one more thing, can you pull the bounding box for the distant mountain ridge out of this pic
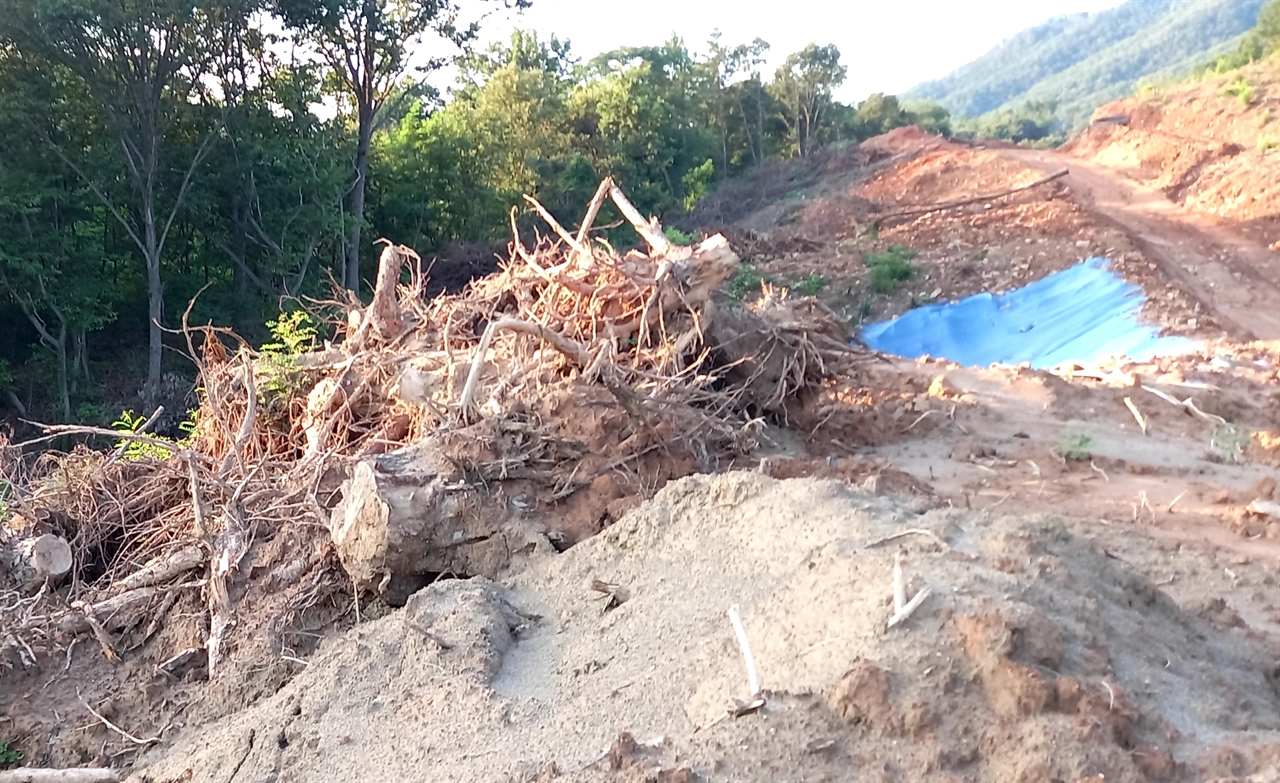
[905,0,1266,129]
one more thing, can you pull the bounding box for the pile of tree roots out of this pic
[0,179,867,679]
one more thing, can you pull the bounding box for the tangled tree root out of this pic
[1,179,869,677]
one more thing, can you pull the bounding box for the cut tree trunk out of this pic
[328,438,524,605]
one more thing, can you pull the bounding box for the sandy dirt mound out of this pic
[126,473,1280,783]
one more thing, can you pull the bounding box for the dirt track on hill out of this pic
[1002,147,1280,342]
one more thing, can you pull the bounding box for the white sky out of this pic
[469,0,1128,103]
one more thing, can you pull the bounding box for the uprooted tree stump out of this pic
[1,178,869,684]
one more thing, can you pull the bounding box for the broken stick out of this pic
[887,587,933,630]
[727,604,761,698]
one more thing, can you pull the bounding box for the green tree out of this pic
[0,0,245,406]
[276,0,525,293]
[769,43,846,157]
[0,62,119,418]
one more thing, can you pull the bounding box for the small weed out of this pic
[112,409,190,461]
[1,738,22,767]
[799,274,826,296]
[864,245,917,294]
[1209,423,1249,463]
[1055,430,1093,462]
[1223,78,1255,106]
[859,301,873,320]
[862,223,880,241]
[971,249,988,262]
[663,226,695,245]
[725,263,769,304]
[1260,135,1279,153]
[1261,108,1272,126]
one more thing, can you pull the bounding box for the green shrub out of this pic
[725,263,769,304]
[864,245,917,294]
[799,274,826,296]
[1223,78,1255,106]
[1,738,23,767]
[1260,135,1279,152]
[681,158,715,212]
[1055,431,1093,462]
[111,409,192,461]
[663,226,695,245]
[259,310,319,413]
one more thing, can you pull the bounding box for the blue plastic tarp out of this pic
[859,258,1197,369]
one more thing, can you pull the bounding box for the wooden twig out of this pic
[887,586,932,629]
[79,693,164,745]
[1123,396,1148,435]
[575,177,614,246]
[111,545,205,593]
[53,588,159,636]
[1140,385,1227,425]
[222,353,258,476]
[458,318,592,417]
[14,423,181,454]
[876,168,1069,225]
[523,195,589,257]
[188,457,210,541]
[865,529,948,550]
[901,410,936,433]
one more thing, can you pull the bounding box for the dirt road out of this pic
[1002,147,1280,341]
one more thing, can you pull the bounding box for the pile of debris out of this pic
[0,180,866,685]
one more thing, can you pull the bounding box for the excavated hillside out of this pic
[3,84,1280,783]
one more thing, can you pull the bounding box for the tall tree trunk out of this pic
[756,83,765,162]
[76,329,89,382]
[344,114,374,293]
[144,197,163,408]
[54,325,70,421]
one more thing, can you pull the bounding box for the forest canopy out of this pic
[0,1,940,426]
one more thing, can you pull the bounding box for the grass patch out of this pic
[1210,423,1249,464]
[1260,135,1279,153]
[864,245,917,294]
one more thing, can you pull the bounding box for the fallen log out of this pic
[874,168,1069,226]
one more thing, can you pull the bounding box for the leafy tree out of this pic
[275,0,526,293]
[0,0,246,406]
[769,43,846,157]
